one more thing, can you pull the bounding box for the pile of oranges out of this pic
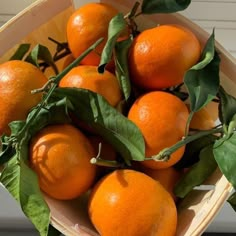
[0,2,216,236]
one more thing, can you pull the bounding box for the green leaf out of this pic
[47,224,63,236]
[25,44,58,73]
[141,0,191,14]
[213,132,236,189]
[9,120,26,136]
[0,155,20,201]
[10,44,31,60]
[98,13,127,73]
[227,192,236,212]
[51,88,145,164]
[175,134,217,169]
[0,98,72,236]
[0,143,16,165]
[218,86,236,127]
[20,159,50,236]
[174,144,218,198]
[114,37,133,101]
[25,97,72,137]
[0,149,50,236]
[184,31,220,113]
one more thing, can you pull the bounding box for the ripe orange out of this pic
[61,54,75,70]
[88,169,177,236]
[0,60,48,136]
[128,24,201,90]
[29,124,97,200]
[66,3,119,66]
[128,91,189,169]
[141,166,182,201]
[59,65,122,107]
[189,106,215,130]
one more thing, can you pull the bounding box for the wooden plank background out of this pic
[0,0,235,57]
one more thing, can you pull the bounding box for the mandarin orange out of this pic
[128,24,201,90]
[29,124,97,200]
[141,166,183,201]
[189,106,215,130]
[0,60,47,136]
[128,91,189,169]
[88,169,177,236]
[66,3,119,66]
[59,65,122,107]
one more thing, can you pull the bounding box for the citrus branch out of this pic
[90,157,122,168]
[148,126,223,162]
[90,142,122,168]
[11,38,104,143]
[124,2,140,19]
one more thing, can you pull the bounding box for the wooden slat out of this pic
[0,14,14,26]
[0,0,36,14]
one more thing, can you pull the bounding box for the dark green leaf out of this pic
[98,13,127,73]
[47,224,63,236]
[141,0,191,14]
[0,143,16,165]
[9,120,26,136]
[10,44,31,60]
[25,44,58,73]
[0,155,20,201]
[175,134,217,169]
[0,98,72,236]
[218,86,236,127]
[51,88,145,164]
[174,144,217,198]
[0,148,50,236]
[25,97,72,138]
[227,192,236,212]
[114,37,133,101]
[20,159,50,236]
[213,132,236,189]
[184,31,220,113]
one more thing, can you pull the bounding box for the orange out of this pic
[59,65,122,107]
[66,3,119,66]
[61,54,75,70]
[0,60,48,136]
[88,169,177,236]
[189,106,215,130]
[29,124,97,200]
[141,166,182,201]
[128,91,189,169]
[128,24,201,90]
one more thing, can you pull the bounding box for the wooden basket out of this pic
[0,0,235,235]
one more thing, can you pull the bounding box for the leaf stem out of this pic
[12,38,104,143]
[185,111,194,136]
[54,37,104,83]
[124,1,140,19]
[148,127,223,162]
[90,157,122,168]
[90,142,123,168]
